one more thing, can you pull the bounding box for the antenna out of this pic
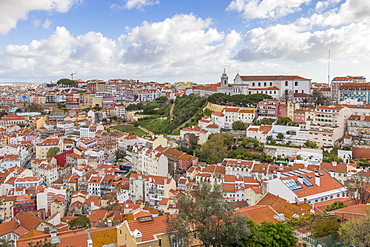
[70,73,76,80]
[327,50,330,85]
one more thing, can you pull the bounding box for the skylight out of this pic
[302,177,314,187]
[282,179,303,191]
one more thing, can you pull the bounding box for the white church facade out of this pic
[194,70,312,99]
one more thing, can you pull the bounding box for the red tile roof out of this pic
[236,205,278,223]
[126,215,170,242]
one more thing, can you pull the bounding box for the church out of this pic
[194,70,312,99]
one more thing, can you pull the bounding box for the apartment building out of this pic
[308,105,352,147]
[256,99,280,119]
[331,76,366,103]
[339,83,370,104]
[131,146,169,177]
[264,169,347,204]
[347,115,370,146]
[129,174,176,207]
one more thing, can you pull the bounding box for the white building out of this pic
[264,169,346,204]
[56,120,75,134]
[115,105,126,118]
[129,174,176,207]
[131,146,169,177]
[246,125,273,143]
[79,123,104,138]
[195,71,312,100]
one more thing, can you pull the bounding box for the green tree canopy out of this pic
[167,183,251,247]
[46,147,60,158]
[304,141,318,148]
[339,214,370,246]
[0,239,10,247]
[155,96,168,102]
[208,93,272,107]
[324,201,347,212]
[240,221,297,247]
[307,214,340,238]
[277,117,294,125]
[198,134,228,164]
[232,120,246,130]
[68,215,91,230]
[276,133,285,140]
[57,78,77,87]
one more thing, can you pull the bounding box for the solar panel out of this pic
[282,178,303,191]
[302,177,314,187]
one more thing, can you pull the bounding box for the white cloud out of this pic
[42,19,52,29]
[0,14,244,83]
[233,0,370,66]
[297,0,370,29]
[226,0,311,19]
[111,0,159,11]
[0,0,80,35]
[315,0,341,12]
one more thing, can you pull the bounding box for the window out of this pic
[264,82,267,86]
[258,82,261,86]
[252,82,255,86]
[295,81,298,86]
[270,82,272,86]
[295,90,298,93]
[285,81,288,86]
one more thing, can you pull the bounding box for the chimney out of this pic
[277,170,281,178]
[315,175,320,187]
[329,170,335,177]
[297,176,304,184]
[332,161,337,166]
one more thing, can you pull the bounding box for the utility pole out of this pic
[328,50,330,85]
[70,73,76,80]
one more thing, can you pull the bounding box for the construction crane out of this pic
[70,73,76,80]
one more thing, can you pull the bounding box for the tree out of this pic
[276,133,284,140]
[68,215,91,230]
[167,183,251,247]
[198,134,228,164]
[277,117,293,125]
[339,214,370,246]
[0,239,10,247]
[232,121,246,130]
[345,172,370,204]
[46,147,60,158]
[312,89,328,107]
[307,214,340,238]
[304,141,317,148]
[240,221,297,247]
[155,96,168,102]
[324,201,347,212]
[57,78,77,87]
[280,89,293,104]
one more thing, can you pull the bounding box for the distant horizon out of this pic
[0,1,370,84]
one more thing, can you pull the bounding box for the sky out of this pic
[0,0,370,84]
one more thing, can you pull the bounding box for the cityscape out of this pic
[1,0,370,247]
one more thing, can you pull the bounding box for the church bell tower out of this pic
[221,69,228,87]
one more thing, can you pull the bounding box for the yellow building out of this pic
[84,94,103,108]
[36,138,60,159]
[117,215,175,247]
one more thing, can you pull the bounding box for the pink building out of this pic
[257,99,280,119]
